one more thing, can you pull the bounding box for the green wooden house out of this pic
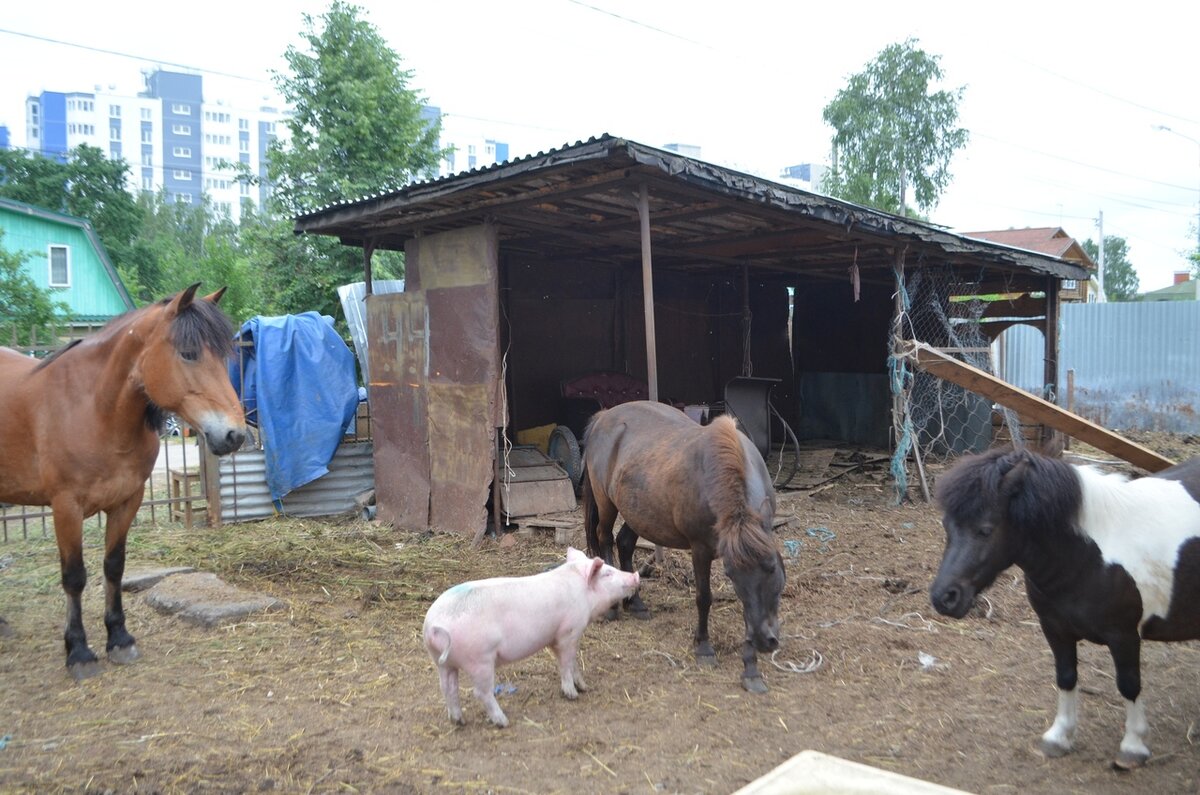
[0,196,135,326]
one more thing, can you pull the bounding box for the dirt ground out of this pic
[1,434,1199,794]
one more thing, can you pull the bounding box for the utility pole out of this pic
[1096,210,1106,302]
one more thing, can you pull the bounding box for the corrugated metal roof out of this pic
[294,135,1087,284]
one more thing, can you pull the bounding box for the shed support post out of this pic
[363,239,377,296]
[637,182,664,565]
[1043,277,1060,403]
[637,182,659,403]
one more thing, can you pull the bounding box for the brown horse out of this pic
[582,400,785,693]
[0,284,247,679]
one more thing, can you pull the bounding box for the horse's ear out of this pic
[999,454,1030,501]
[203,286,228,305]
[168,283,202,316]
[1037,432,1065,459]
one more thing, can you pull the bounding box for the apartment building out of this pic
[24,68,282,218]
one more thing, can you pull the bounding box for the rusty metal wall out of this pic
[368,224,500,536]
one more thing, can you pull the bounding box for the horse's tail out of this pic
[709,416,777,568]
[581,462,602,558]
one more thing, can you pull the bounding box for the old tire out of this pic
[548,425,582,494]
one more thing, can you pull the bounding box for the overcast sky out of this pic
[2,0,1198,290]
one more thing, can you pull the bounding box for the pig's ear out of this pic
[587,557,604,584]
[566,547,586,563]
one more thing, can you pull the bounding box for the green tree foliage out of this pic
[270,1,445,217]
[0,229,69,344]
[1082,237,1139,301]
[250,1,443,318]
[821,39,968,215]
[125,191,262,324]
[0,145,143,271]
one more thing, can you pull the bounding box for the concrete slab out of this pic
[142,572,285,628]
[122,567,196,592]
[733,750,972,795]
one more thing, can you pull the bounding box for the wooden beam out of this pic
[903,341,1175,472]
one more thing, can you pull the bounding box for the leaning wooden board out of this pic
[904,340,1175,473]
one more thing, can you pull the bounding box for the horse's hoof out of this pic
[1113,750,1149,770]
[108,643,141,665]
[626,607,651,620]
[695,653,718,668]
[1040,739,1072,759]
[603,606,619,622]
[742,676,768,694]
[69,659,103,681]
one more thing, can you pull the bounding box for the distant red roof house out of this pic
[964,227,1097,301]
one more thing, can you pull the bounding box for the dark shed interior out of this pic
[296,135,1088,534]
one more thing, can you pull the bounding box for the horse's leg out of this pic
[1109,636,1149,769]
[52,498,101,679]
[691,550,716,666]
[615,522,649,618]
[740,638,767,694]
[102,496,142,665]
[589,486,621,621]
[1039,632,1079,758]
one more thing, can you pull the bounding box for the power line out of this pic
[0,27,274,85]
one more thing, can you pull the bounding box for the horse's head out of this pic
[137,283,246,455]
[930,448,1032,618]
[724,546,786,654]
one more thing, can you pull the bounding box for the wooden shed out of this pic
[295,135,1087,536]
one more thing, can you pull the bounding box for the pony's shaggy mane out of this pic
[706,416,778,568]
[936,447,1083,535]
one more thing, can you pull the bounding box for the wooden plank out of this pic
[904,341,1174,473]
[499,479,577,519]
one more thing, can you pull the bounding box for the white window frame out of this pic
[171,103,191,115]
[172,146,192,157]
[140,107,152,120]
[171,123,191,135]
[48,245,71,287]
[172,169,193,180]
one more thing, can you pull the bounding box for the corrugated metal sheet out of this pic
[998,301,1200,432]
[217,441,375,523]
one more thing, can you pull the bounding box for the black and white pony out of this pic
[930,447,1200,769]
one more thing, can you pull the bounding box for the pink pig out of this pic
[423,546,641,727]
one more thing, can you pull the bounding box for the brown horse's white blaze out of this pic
[0,283,246,679]
[930,448,1200,769]
[581,400,785,694]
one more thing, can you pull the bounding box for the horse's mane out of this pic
[936,446,1083,534]
[162,293,235,360]
[706,415,778,568]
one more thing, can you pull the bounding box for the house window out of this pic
[238,118,249,131]
[171,103,191,115]
[172,169,192,180]
[109,105,121,118]
[175,193,193,203]
[110,125,121,141]
[141,128,153,143]
[1062,280,1078,290]
[141,107,152,120]
[172,146,192,157]
[48,245,70,287]
[172,123,191,135]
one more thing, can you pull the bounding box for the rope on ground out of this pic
[770,647,824,674]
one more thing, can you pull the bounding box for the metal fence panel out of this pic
[1000,301,1200,433]
[216,441,375,524]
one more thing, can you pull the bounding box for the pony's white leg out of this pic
[1115,697,1150,769]
[1040,688,1078,757]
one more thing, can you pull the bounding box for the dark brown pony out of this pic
[0,284,247,679]
[582,400,785,693]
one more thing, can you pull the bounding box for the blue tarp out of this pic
[229,312,359,504]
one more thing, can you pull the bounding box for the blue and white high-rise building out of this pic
[24,68,284,219]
